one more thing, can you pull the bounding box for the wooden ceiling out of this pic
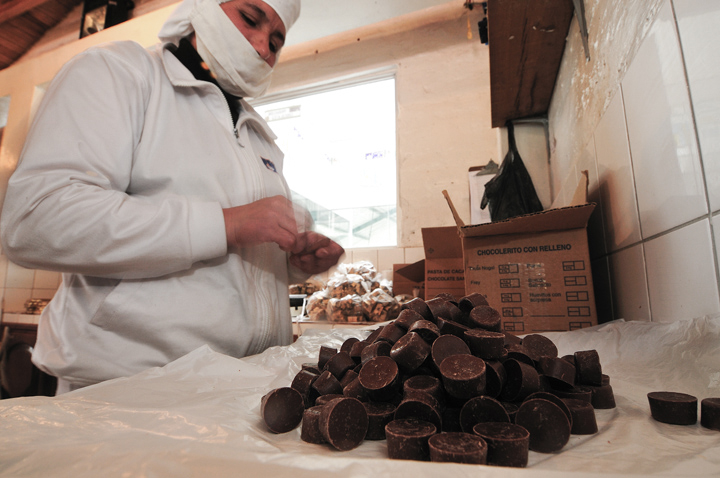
[0,0,83,72]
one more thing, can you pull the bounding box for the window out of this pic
[251,74,397,249]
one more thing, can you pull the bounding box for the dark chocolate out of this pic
[403,374,443,404]
[349,340,370,364]
[472,422,530,468]
[588,383,616,409]
[562,398,598,434]
[300,406,326,444]
[648,391,698,425]
[464,329,506,360]
[394,308,425,330]
[426,297,463,323]
[358,355,400,401]
[394,393,443,431]
[315,393,345,406]
[515,398,571,453]
[538,356,576,389]
[343,377,369,402]
[364,401,397,440]
[360,340,392,364]
[318,346,338,370]
[431,334,471,368]
[340,369,359,389]
[324,351,356,380]
[485,360,507,399]
[375,322,406,345]
[312,370,344,396]
[701,397,720,431]
[319,397,369,450]
[504,343,535,366]
[291,369,320,408]
[458,292,489,314]
[428,432,488,464]
[436,317,470,338]
[340,337,360,355]
[261,387,305,434]
[401,298,435,323]
[459,396,510,433]
[574,349,603,386]
[407,319,441,344]
[439,354,487,400]
[521,334,558,361]
[500,358,540,402]
[390,331,431,372]
[468,305,502,331]
[525,391,573,426]
[385,418,437,461]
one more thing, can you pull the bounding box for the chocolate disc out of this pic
[431,334,471,368]
[562,398,598,435]
[364,401,397,440]
[525,391,573,426]
[701,397,720,431]
[484,361,507,398]
[401,298,435,323]
[319,397,369,450]
[386,418,437,461]
[588,383,616,409]
[458,292,489,314]
[315,393,345,406]
[500,358,540,402]
[300,406,326,444]
[360,340,392,364]
[312,370,344,396]
[464,329,506,360]
[407,320,441,344]
[426,298,463,323]
[318,346,338,370]
[394,308,425,330]
[340,337,360,355]
[468,305,502,331]
[291,369,319,408]
[324,351,357,379]
[349,340,370,364]
[459,396,510,433]
[538,356,576,389]
[428,432,488,464]
[521,334,558,361]
[375,322,406,345]
[343,377,369,402]
[439,354,487,400]
[358,355,399,400]
[574,349,603,386]
[261,387,305,434]
[436,317,470,338]
[515,398,571,453]
[473,422,530,468]
[403,374,443,403]
[394,393,443,431]
[390,331,431,372]
[648,391,698,425]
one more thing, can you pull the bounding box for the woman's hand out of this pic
[289,231,344,274]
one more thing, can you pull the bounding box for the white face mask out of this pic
[190,0,273,98]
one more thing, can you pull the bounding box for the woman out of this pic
[0,0,343,393]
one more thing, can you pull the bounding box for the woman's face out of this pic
[220,0,286,67]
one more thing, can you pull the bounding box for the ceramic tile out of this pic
[644,219,719,322]
[403,247,425,264]
[594,90,642,252]
[674,0,720,212]
[3,288,32,313]
[5,261,34,289]
[350,248,378,269]
[33,269,60,290]
[376,247,405,279]
[576,140,607,259]
[591,257,614,323]
[31,289,56,300]
[609,244,651,322]
[621,0,707,238]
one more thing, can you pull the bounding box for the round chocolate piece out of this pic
[459,396,510,433]
[360,340,392,364]
[588,383,616,409]
[386,418,437,461]
[349,340,370,364]
[291,369,319,408]
[375,322,406,345]
[485,361,507,398]
[468,305,502,331]
[403,374,443,403]
[574,349,603,386]
[315,393,345,406]
[439,354,487,400]
[340,369,359,389]
[358,356,400,401]
[501,358,540,402]
[365,326,384,343]
[504,343,535,366]
[318,346,338,370]
[390,331,431,372]
[562,398,598,435]
[300,406,326,444]
[319,397,369,451]
[431,334,471,368]
[538,356,576,389]
[436,317,470,338]
[407,319,441,344]
[426,298,463,323]
[394,393,443,431]
[261,387,305,434]
[340,337,360,355]
[464,329,506,360]
[312,370,344,396]
[525,391,573,426]
[343,377,369,402]
[515,398,571,453]
[395,308,425,330]
[428,432,488,464]
[364,401,397,440]
[301,363,321,374]
[401,298,434,323]
[458,292,489,313]
[521,334,558,361]
[324,351,356,380]
[648,391,698,425]
[551,385,593,404]
[473,422,530,468]
[701,397,720,431]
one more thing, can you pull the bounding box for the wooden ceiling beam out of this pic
[0,0,55,24]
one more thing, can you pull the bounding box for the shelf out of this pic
[487,0,575,128]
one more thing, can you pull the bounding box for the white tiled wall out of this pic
[553,0,720,323]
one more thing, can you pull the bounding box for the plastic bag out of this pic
[361,288,400,323]
[480,122,544,221]
[326,294,364,323]
[305,290,331,321]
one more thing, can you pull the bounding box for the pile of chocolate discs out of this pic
[260,293,616,467]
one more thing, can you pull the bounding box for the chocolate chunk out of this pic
[358,355,400,401]
[364,401,397,440]
[521,334,558,361]
[574,350,603,386]
[340,369,359,389]
[261,387,305,434]
[300,406,326,444]
[407,319,441,344]
[375,322,406,345]
[343,377,369,402]
[500,358,540,402]
[390,331,431,372]
[403,374,443,404]
[515,398,571,453]
[324,351,356,380]
[301,363,321,374]
[588,383,616,409]
[340,337,360,355]
[434,292,459,305]
[538,356,576,389]
[394,308,425,330]
[458,292,489,314]
[648,391,698,425]
[439,354,487,400]
[501,401,519,422]
[562,398,598,435]
[312,370,344,396]
[349,340,370,363]
[436,317,470,338]
[385,418,437,461]
[365,326,384,343]
[401,298,435,323]
[360,340,392,364]
[318,346,338,370]
[503,332,523,346]
[525,391,573,426]
[504,343,535,366]
[464,329,506,360]
[431,334,471,368]
[468,305,502,331]
[701,397,720,431]
[319,397,369,450]
[428,432,488,464]
[473,422,530,468]
[551,385,593,404]
[291,369,319,408]
[315,393,345,406]
[459,396,510,432]
[426,297,463,323]
[485,361,507,399]
[394,393,443,431]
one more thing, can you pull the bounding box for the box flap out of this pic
[422,226,463,259]
[459,203,596,238]
[394,260,425,282]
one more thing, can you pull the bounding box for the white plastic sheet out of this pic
[1,317,719,478]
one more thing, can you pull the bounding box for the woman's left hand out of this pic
[289,231,344,274]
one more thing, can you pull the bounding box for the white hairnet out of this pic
[158,0,301,45]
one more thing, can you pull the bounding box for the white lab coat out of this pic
[0,40,304,386]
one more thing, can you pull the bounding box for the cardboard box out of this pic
[393,262,425,299]
[443,175,598,334]
[422,227,465,301]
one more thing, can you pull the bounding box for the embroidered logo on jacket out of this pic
[261,157,277,173]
